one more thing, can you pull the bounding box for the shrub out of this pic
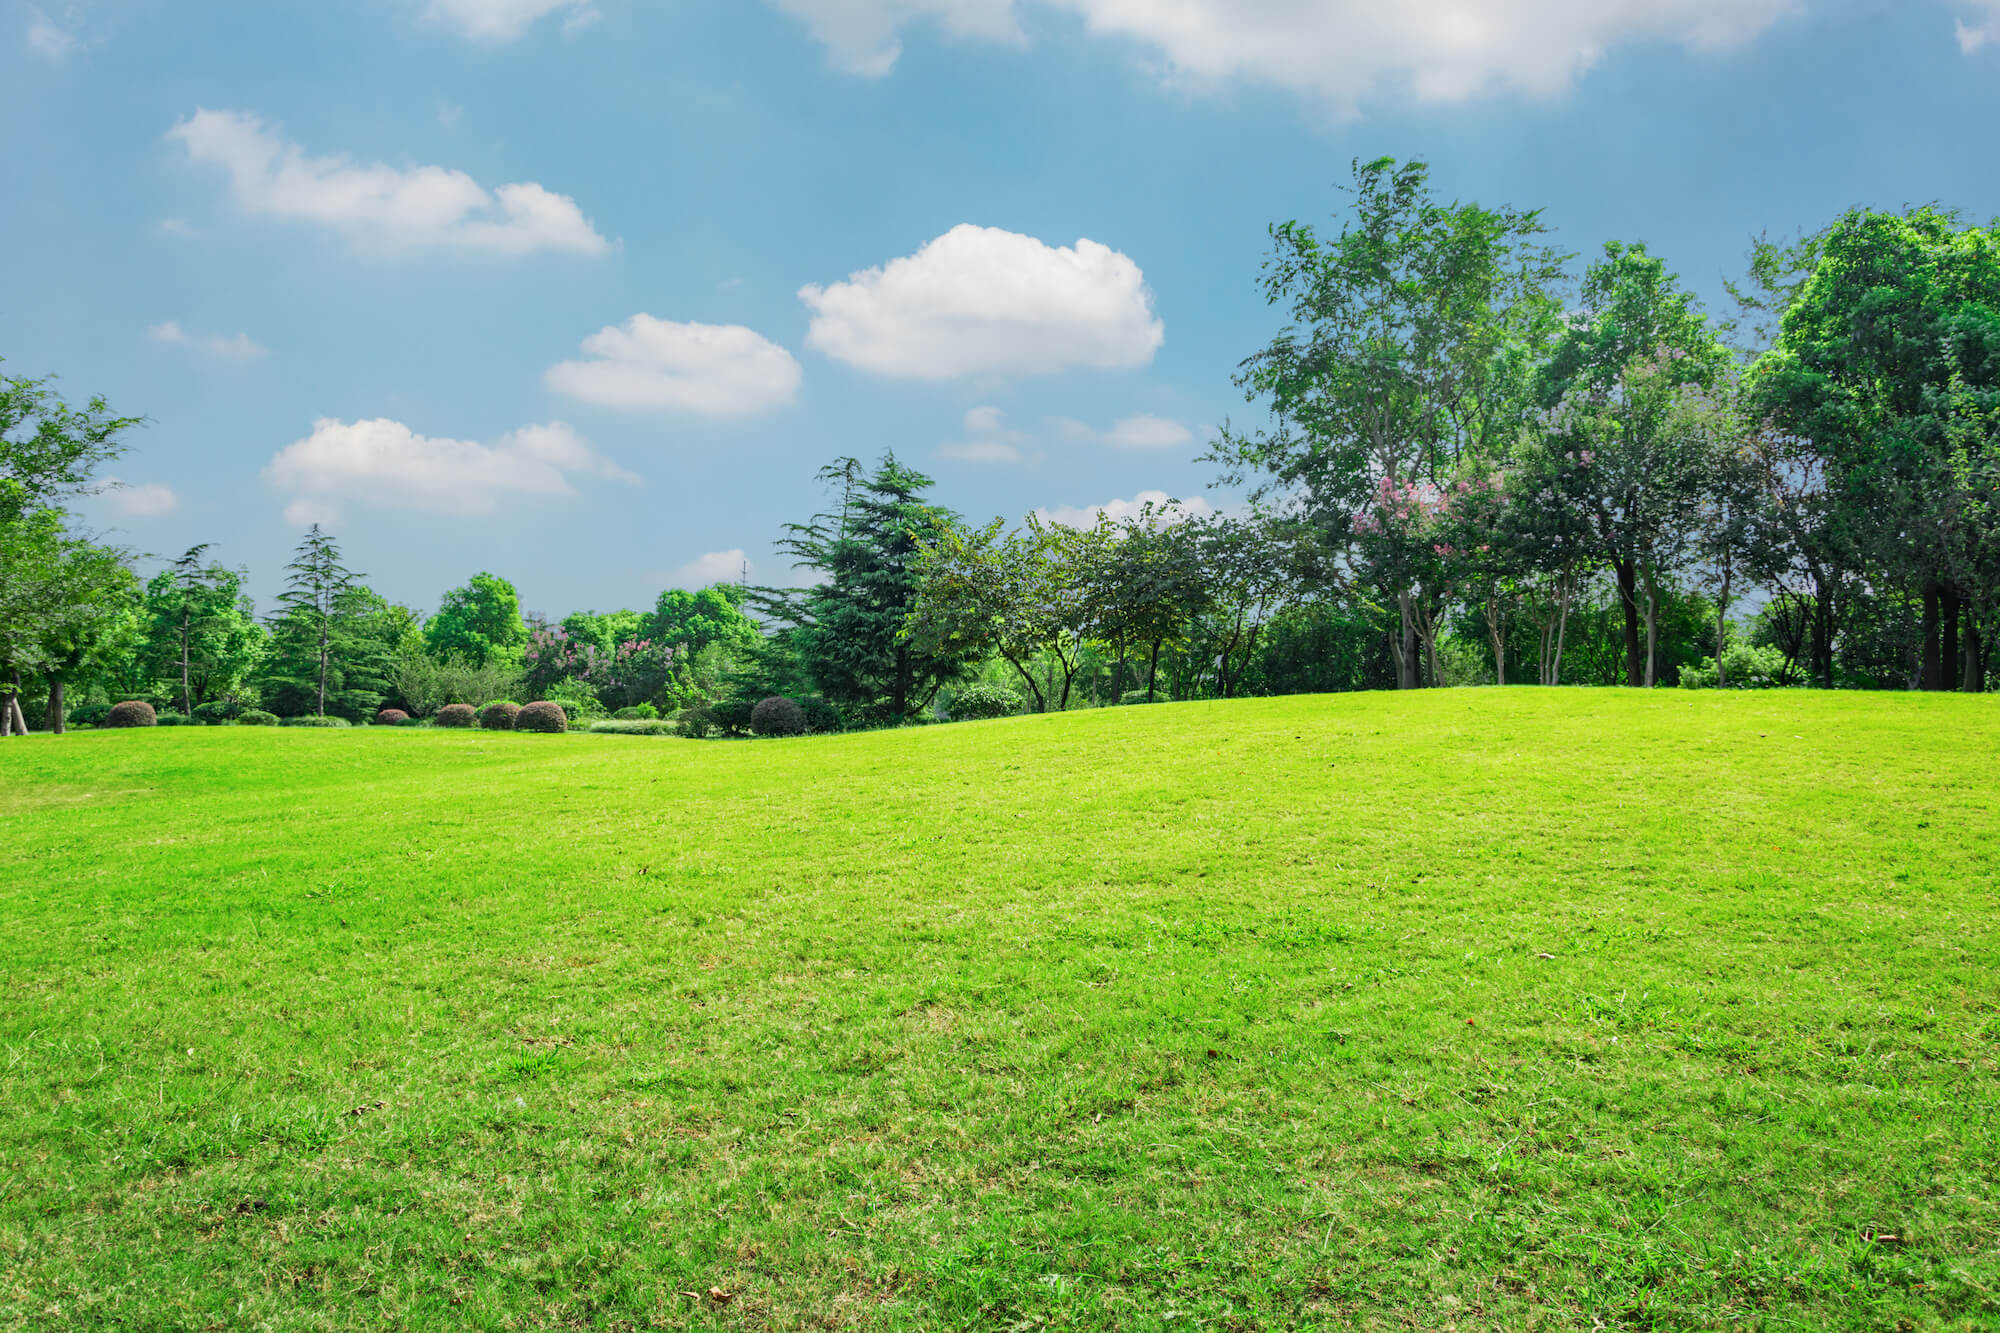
[106,701,156,728]
[801,696,844,734]
[238,710,279,726]
[281,715,352,727]
[1680,642,1797,690]
[543,679,605,721]
[751,695,806,737]
[435,703,477,729]
[192,700,242,726]
[515,701,568,733]
[676,706,720,739]
[155,711,193,726]
[588,718,675,736]
[376,708,411,727]
[949,683,1023,721]
[1119,689,1163,706]
[711,698,755,735]
[68,702,112,727]
[612,703,660,720]
[480,701,520,730]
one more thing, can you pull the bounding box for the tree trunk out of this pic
[1615,559,1643,687]
[1397,591,1420,689]
[1814,587,1835,689]
[1715,556,1732,690]
[1146,639,1162,703]
[1642,566,1659,689]
[1942,587,1961,692]
[1964,620,1985,694]
[1485,596,1506,687]
[49,675,65,735]
[180,604,193,716]
[1921,580,1942,691]
[0,688,12,737]
[1000,652,1046,713]
[10,694,26,735]
[1111,640,1127,702]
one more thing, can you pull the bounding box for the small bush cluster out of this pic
[106,701,156,728]
[751,696,806,737]
[435,703,477,728]
[515,701,568,733]
[281,715,352,728]
[375,708,411,727]
[238,710,279,726]
[480,702,520,730]
[1680,642,1796,690]
[801,697,843,734]
[155,711,193,726]
[949,684,1024,721]
[67,702,113,727]
[676,706,720,739]
[588,718,675,736]
[612,704,659,720]
[192,701,242,726]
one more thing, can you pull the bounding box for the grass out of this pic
[1,690,1996,1331]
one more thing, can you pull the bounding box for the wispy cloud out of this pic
[147,321,270,363]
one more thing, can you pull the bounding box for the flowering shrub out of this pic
[480,701,520,730]
[238,710,279,726]
[515,701,568,733]
[435,703,477,729]
[950,684,1023,720]
[106,701,156,728]
[375,708,411,727]
[750,696,806,737]
[522,624,678,711]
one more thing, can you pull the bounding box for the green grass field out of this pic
[2,691,1996,1331]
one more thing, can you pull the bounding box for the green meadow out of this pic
[1,690,1996,1331]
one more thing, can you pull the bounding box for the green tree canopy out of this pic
[424,572,528,668]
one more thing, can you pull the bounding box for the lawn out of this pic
[0,690,1995,1331]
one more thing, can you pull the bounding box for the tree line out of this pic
[3,159,1994,735]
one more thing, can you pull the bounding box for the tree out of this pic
[1750,207,2000,690]
[1212,157,1565,687]
[266,526,371,718]
[0,362,141,526]
[1533,243,1735,686]
[32,537,139,733]
[769,456,977,722]
[643,586,759,657]
[139,552,265,713]
[424,572,528,668]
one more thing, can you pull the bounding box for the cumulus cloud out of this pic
[800,224,1163,380]
[147,320,269,363]
[265,418,636,522]
[99,478,179,518]
[1961,0,2000,52]
[1035,489,1214,528]
[422,0,597,42]
[668,549,752,589]
[935,404,1029,463]
[26,7,75,59]
[168,109,609,256]
[545,315,802,416]
[1050,412,1195,449]
[770,0,1798,108]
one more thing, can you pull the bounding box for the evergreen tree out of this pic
[262,527,392,719]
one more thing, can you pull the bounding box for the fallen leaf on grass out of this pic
[344,1100,385,1117]
[708,1286,733,1305]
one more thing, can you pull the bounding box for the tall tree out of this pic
[424,572,528,668]
[138,558,264,712]
[270,526,359,718]
[769,456,977,722]
[1212,157,1565,687]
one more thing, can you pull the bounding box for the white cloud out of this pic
[963,404,1004,433]
[668,549,751,589]
[158,217,197,238]
[147,320,270,363]
[99,478,178,517]
[770,0,1798,108]
[1049,412,1195,449]
[545,315,802,416]
[800,224,1163,380]
[26,7,75,59]
[934,404,1029,463]
[168,109,610,256]
[1035,489,1214,528]
[936,440,1022,463]
[266,418,636,522]
[768,0,1022,75]
[1961,1,2000,52]
[422,0,596,42]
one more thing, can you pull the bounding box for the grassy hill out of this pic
[1,691,1995,1330]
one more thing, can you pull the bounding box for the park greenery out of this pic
[4,161,1997,738]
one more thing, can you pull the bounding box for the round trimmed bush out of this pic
[376,708,411,727]
[68,702,113,727]
[480,701,520,730]
[435,703,477,729]
[949,683,1023,721]
[515,701,568,733]
[750,695,806,738]
[106,701,156,728]
[238,710,279,726]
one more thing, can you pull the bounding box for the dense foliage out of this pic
[513,701,568,733]
[749,695,806,737]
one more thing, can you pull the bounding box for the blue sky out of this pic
[6,0,1999,620]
